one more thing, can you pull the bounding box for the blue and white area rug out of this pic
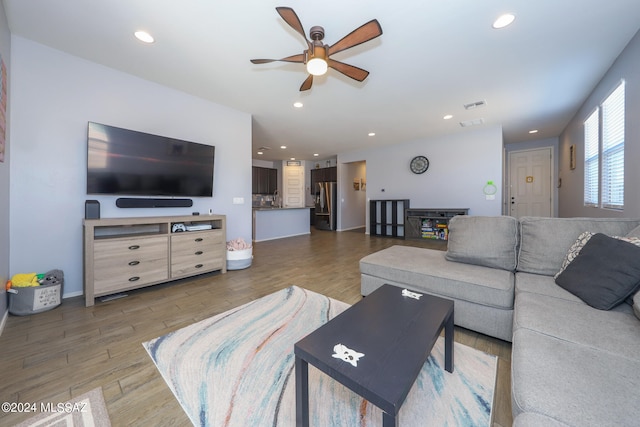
[143,286,497,426]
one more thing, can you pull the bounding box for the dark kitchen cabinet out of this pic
[310,166,337,194]
[252,167,277,194]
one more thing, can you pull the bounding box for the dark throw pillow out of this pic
[555,233,640,310]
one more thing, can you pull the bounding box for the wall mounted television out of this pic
[86,122,215,197]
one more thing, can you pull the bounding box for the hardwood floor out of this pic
[0,229,512,426]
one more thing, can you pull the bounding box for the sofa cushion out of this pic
[511,328,640,426]
[517,217,640,275]
[360,245,514,309]
[555,233,640,310]
[554,231,594,279]
[445,215,519,271]
[513,292,640,359]
[554,232,640,279]
[515,272,585,303]
[512,413,572,427]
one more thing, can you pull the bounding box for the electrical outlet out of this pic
[233,197,245,204]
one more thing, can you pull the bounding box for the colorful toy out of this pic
[11,272,39,288]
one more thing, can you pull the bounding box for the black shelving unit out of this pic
[369,199,410,238]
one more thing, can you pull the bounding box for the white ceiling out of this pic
[4,0,640,161]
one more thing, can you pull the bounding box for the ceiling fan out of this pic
[251,7,383,91]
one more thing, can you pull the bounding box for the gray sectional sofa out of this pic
[360,216,640,426]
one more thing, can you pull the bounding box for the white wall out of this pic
[339,125,504,231]
[9,37,252,298]
[559,29,640,218]
[0,2,10,328]
[338,161,367,230]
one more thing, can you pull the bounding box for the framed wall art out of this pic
[569,144,576,170]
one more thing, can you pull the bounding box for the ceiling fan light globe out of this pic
[307,58,328,76]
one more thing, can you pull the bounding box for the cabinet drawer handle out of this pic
[128,245,140,250]
[195,238,204,242]
[129,276,140,282]
[195,251,203,255]
[195,264,203,269]
[128,261,140,266]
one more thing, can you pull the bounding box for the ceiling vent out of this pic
[459,118,485,127]
[463,100,486,110]
[258,146,272,151]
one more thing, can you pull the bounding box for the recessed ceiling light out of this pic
[443,114,453,120]
[313,153,319,157]
[293,102,303,108]
[493,13,515,29]
[368,132,376,137]
[257,151,264,155]
[280,145,287,149]
[134,31,154,43]
[459,118,485,127]
[529,129,539,134]
[290,157,296,161]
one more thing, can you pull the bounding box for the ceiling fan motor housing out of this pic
[309,26,325,41]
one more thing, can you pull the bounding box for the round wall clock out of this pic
[410,156,430,174]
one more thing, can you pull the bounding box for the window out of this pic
[583,81,625,209]
[584,110,599,206]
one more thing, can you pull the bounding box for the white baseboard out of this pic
[337,225,366,232]
[63,291,83,299]
[0,309,7,337]
[253,231,311,243]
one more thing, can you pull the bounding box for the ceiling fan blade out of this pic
[299,75,313,91]
[328,59,369,82]
[276,7,311,48]
[328,19,383,56]
[250,53,305,64]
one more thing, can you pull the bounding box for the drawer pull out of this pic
[128,245,140,250]
[195,238,204,242]
[195,264,203,269]
[195,251,204,255]
[129,276,140,282]
[128,261,140,266]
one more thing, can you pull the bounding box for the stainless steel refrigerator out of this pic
[315,182,337,230]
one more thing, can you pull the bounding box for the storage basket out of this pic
[226,248,253,270]
[8,270,64,316]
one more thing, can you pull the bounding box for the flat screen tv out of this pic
[87,122,215,197]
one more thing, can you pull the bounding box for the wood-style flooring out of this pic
[0,228,512,426]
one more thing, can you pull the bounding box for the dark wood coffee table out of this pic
[294,284,454,427]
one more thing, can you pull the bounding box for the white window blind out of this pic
[584,109,599,206]
[583,80,625,209]
[601,81,625,209]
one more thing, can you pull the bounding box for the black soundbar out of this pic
[116,198,193,208]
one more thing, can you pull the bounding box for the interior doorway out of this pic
[507,147,553,218]
[339,160,367,231]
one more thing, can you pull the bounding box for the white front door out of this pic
[508,147,553,218]
[283,165,305,207]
